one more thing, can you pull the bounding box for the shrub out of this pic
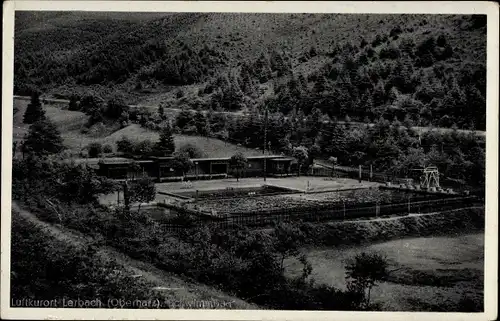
[371,34,384,47]
[345,251,389,308]
[182,125,198,135]
[144,120,156,130]
[126,177,156,212]
[178,143,206,158]
[87,142,103,158]
[171,152,193,177]
[436,34,447,46]
[379,44,401,60]
[87,122,107,138]
[133,140,154,156]
[389,25,403,39]
[360,38,368,48]
[102,144,113,154]
[116,136,134,154]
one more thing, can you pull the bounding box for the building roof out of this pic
[99,159,154,166]
[248,155,287,160]
[271,157,295,162]
[97,154,295,167]
[191,155,287,162]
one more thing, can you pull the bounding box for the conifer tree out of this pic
[287,76,301,98]
[68,95,79,111]
[313,76,329,94]
[194,111,208,136]
[297,73,308,93]
[156,123,175,156]
[254,53,272,83]
[158,104,165,120]
[372,81,386,107]
[22,119,64,156]
[23,92,46,124]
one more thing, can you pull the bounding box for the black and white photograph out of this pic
[1,1,498,320]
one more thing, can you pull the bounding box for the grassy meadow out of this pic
[13,98,263,158]
[285,232,484,311]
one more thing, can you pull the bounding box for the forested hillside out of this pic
[14,12,486,129]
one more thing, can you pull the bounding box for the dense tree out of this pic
[127,177,156,213]
[79,94,104,115]
[58,163,116,204]
[14,15,484,130]
[105,95,130,119]
[271,222,306,273]
[176,110,194,130]
[171,152,193,178]
[230,152,248,182]
[253,53,273,83]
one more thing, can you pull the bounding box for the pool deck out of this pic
[155,176,381,194]
[99,176,382,206]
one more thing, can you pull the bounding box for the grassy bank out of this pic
[296,207,484,247]
[11,210,161,307]
[10,204,256,309]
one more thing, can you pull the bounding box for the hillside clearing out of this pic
[14,99,263,157]
[13,99,89,143]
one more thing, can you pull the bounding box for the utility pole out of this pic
[263,107,268,182]
[358,165,362,183]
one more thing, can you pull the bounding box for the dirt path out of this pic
[11,202,255,309]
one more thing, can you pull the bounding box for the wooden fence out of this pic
[308,165,393,183]
[159,196,480,231]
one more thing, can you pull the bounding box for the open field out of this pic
[285,232,484,311]
[13,99,89,144]
[60,123,264,157]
